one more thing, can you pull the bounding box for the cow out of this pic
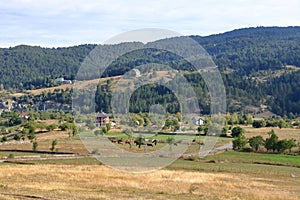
[134,140,145,148]
[117,139,123,144]
[146,143,154,147]
[125,139,131,144]
[110,137,117,143]
[152,139,159,146]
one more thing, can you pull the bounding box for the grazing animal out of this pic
[117,139,123,144]
[134,140,144,148]
[125,139,132,148]
[110,138,117,143]
[146,143,154,147]
[125,139,131,144]
[152,139,159,146]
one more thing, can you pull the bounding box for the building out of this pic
[56,77,65,82]
[131,69,141,77]
[19,112,30,119]
[55,77,72,84]
[192,116,205,126]
[95,112,109,127]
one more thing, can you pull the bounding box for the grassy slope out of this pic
[0,161,299,200]
[0,127,299,199]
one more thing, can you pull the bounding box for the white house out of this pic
[56,77,65,82]
[56,77,72,84]
[192,116,205,126]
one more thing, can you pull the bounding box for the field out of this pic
[0,157,299,200]
[10,76,121,97]
[0,126,299,199]
[244,126,300,141]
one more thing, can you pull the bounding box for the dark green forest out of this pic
[2,26,300,117]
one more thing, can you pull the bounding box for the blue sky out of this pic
[1,0,300,47]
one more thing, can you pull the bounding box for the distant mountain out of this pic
[1,26,300,116]
[194,26,300,74]
[1,26,300,89]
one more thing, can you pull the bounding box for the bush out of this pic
[13,134,21,141]
[249,136,264,152]
[51,140,57,152]
[252,120,266,128]
[265,130,278,152]
[46,124,57,131]
[7,153,14,159]
[59,122,72,131]
[232,134,248,150]
[28,133,36,141]
[231,126,244,138]
[32,141,38,151]
[106,123,111,132]
[1,136,7,142]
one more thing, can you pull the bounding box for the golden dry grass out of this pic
[11,84,73,97]
[0,131,89,155]
[244,127,300,141]
[10,76,121,97]
[0,164,299,200]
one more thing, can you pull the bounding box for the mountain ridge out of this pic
[1,26,300,116]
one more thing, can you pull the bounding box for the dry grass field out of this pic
[10,76,121,97]
[0,163,299,200]
[10,71,175,97]
[0,133,90,156]
[0,126,299,199]
[244,126,300,141]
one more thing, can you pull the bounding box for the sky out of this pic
[1,0,300,47]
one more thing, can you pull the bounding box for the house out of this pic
[55,77,72,84]
[132,69,141,77]
[95,112,109,127]
[56,77,65,82]
[126,68,141,78]
[19,112,30,119]
[192,116,205,126]
[63,80,72,84]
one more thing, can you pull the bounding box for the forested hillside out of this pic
[194,26,300,74]
[0,44,96,89]
[1,26,300,116]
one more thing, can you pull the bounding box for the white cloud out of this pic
[0,0,300,47]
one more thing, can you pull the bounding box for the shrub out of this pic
[232,134,248,150]
[249,136,265,152]
[7,153,14,159]
[13,134,21,141]
[51,140,57,152]
[231,126,244,138]
[252,120,266,128]
[1,136,7,142]
[32,141,38,151]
